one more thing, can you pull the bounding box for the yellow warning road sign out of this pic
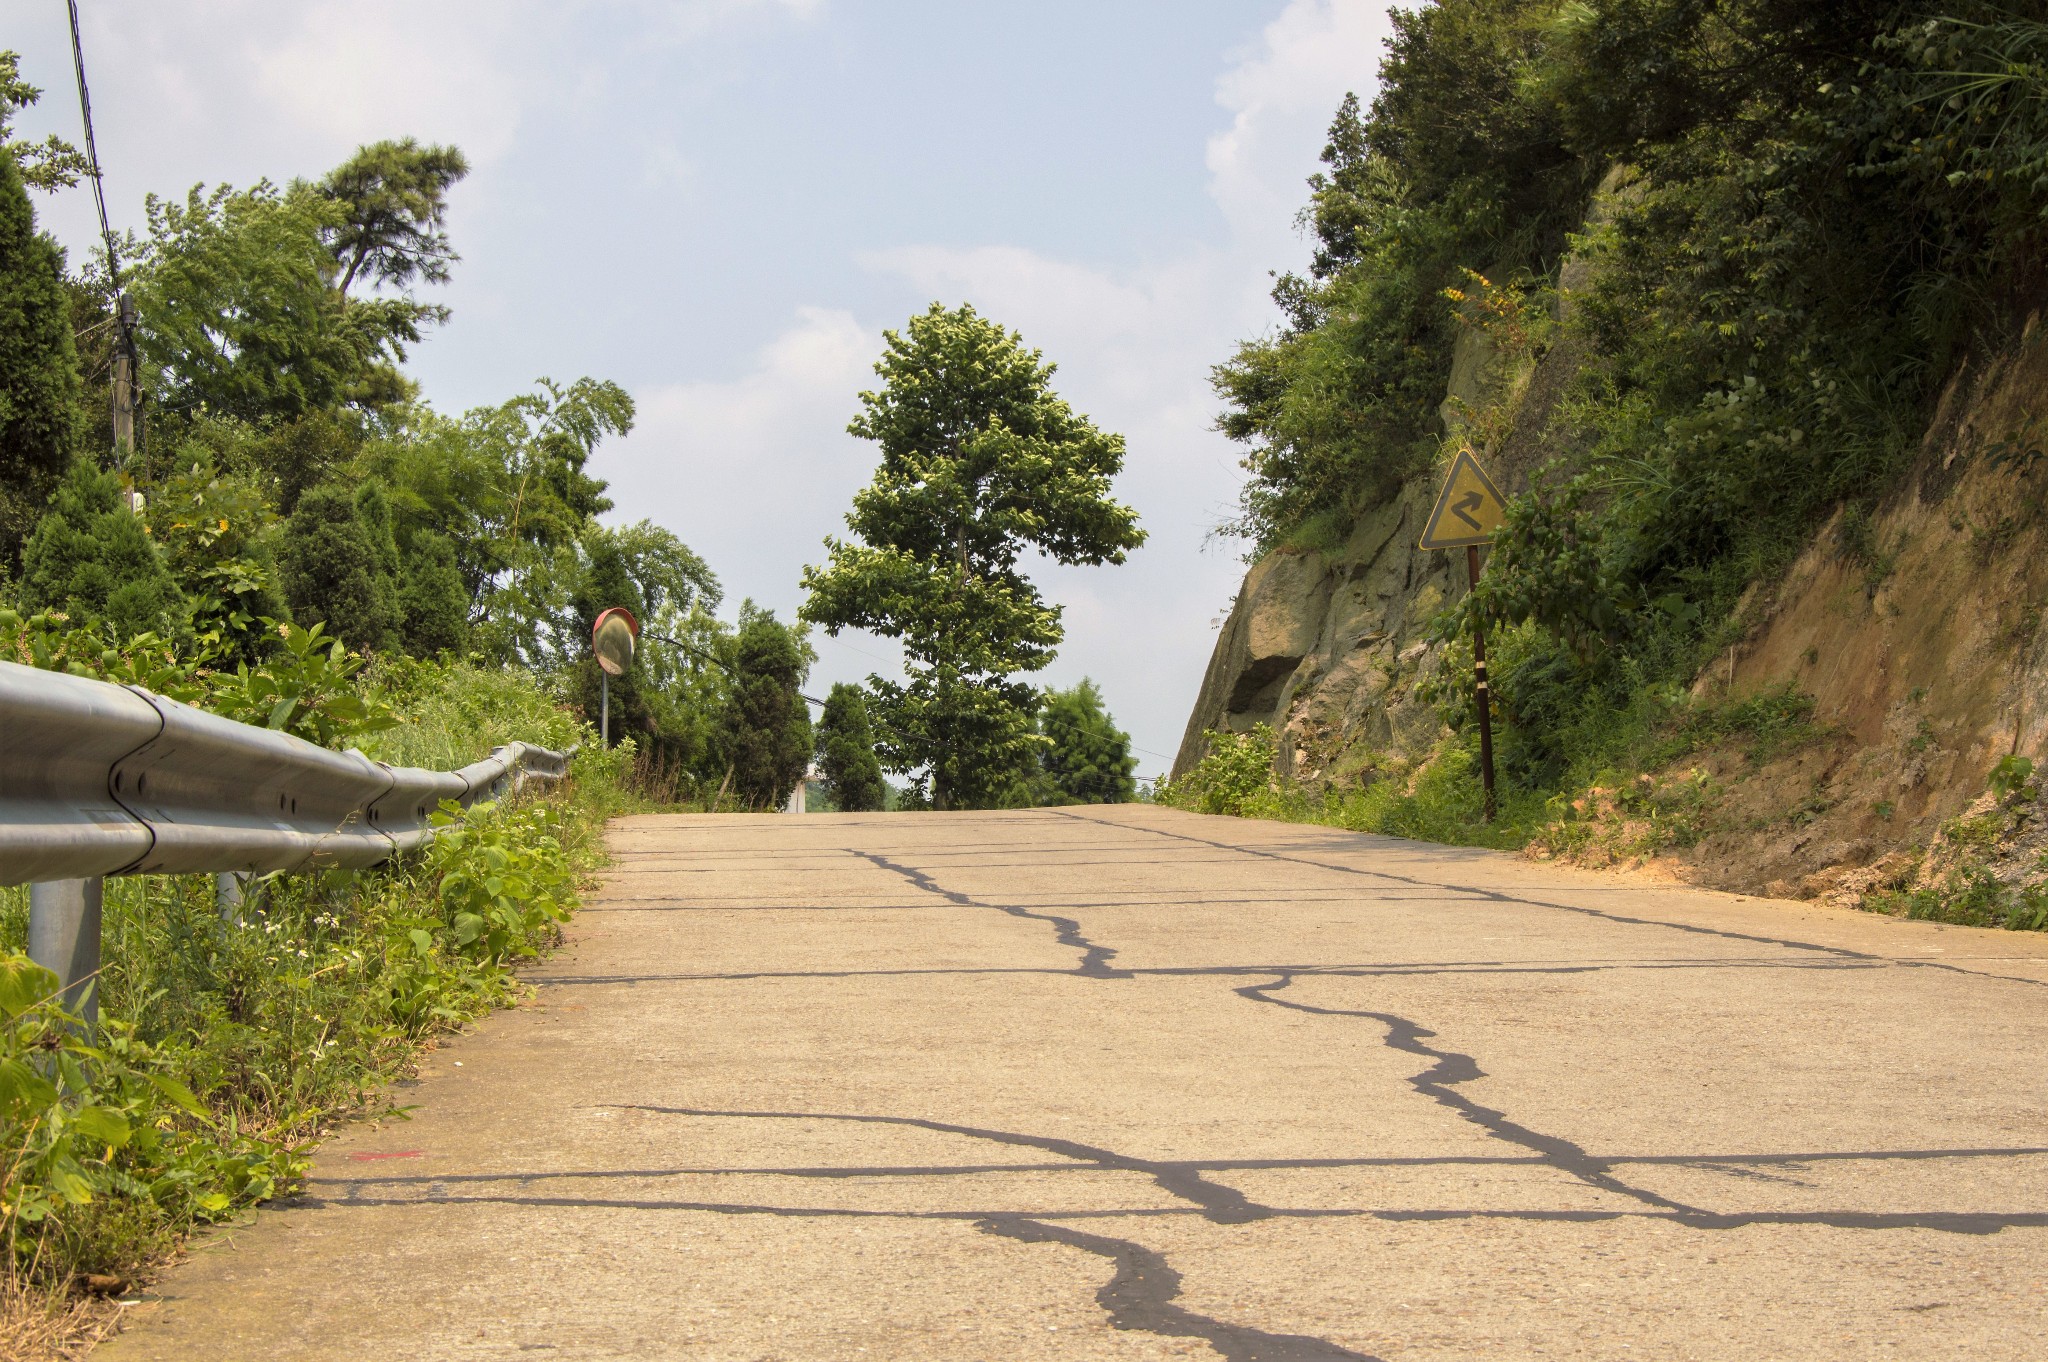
[1418,449,1508,550]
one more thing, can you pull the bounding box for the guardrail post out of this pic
[28,878,103,1029]
[216,871,259,924]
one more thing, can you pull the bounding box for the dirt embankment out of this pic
[1640,318,2048,902]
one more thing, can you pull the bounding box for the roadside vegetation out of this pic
[1169,0,2048,931]
[0,48,859,1352]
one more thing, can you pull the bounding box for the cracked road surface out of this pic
[102,807,2048,1359]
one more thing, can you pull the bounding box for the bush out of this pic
[18,462,184,638]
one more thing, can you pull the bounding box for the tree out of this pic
[717,605,814,810]
[1036,679,1137,805]
[130,180,433,424]
[318,139,469,299]
[0,51,90,192]
[0,145,80,563]
[802,303,1144,809]
[816,683,887,812]
[19,462,182,637]
[363,377,633,642]
[396,530,469,656]
[277,484,394,653]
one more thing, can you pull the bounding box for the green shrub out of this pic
[1157,725,1284,817]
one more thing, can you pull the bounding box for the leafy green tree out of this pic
[0,51,90,192]
[1036,679,1137,805]
[554,521,723,762]
[364,377,632,640]
[816,682,887,812]
[277,484,394,653]
[0,145,80,564]
[802,303,1145,808]
[318,139,469,300]
[19,462,182,636]
[717,605,814,810]
[130,180,431,423]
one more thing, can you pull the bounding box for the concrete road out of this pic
[101,807,2048,1359]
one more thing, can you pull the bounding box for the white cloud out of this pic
[602,305,877,601]
[1209,0,1398,246]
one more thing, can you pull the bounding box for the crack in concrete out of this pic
[532,957,1872,987]
[1233,973,1707,1218]
[825,843,2048,1236]
[610,1106,1272,1224]
[1053,811,2048,992]
[848,849,1131,978]
[977,1216,1382,1361]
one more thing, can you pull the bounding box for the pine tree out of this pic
[718,607,813,810]
[277,485,394,652]
[816,682,887,812]
[0,146,81,564]
[19,462,182,636]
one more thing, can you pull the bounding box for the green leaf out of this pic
[0,1056,59,1119]
[146,1072,215,1123]
[71,1104,132,1148]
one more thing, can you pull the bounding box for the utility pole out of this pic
[111,292,138,461]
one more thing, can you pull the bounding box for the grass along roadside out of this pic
[0,664,653,1358]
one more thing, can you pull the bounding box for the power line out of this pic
[65,0,120,285]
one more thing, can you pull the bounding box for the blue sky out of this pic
[11,0,1400,776]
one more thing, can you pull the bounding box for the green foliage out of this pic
[803,303,1145,808]
[1025,678,1138,806]
[277,484,396,652]
[816,682,887,813]
[1989,754,2037,802]
[318,139,470,300]
[1868,870,2048,934]
[396,529,469,657]
[130,179,430,423]
[716,605,814,810]
[146,459,289,659]
[0,144,80,562]
[1212,0,2048,805]
[359,658,583,769]
[0,954,296,1252]
[202,620,398,748]
[0,51,89,193]
[18,462,183,637]
[1155,726,1282,817]
[0,652,629,1290]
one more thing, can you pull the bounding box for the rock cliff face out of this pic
[1173,279,1570,784]
[1175,172,1631,786]
[1175,197,2048,900]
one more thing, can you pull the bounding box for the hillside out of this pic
[1173,1,2048,925]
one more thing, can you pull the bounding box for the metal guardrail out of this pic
[0,660,577,1023]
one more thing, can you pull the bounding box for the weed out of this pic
[1989,755,2037,802]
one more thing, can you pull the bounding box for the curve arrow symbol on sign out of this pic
[1452,491,1485,531]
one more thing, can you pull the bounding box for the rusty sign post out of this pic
[1418,449,1509,821]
